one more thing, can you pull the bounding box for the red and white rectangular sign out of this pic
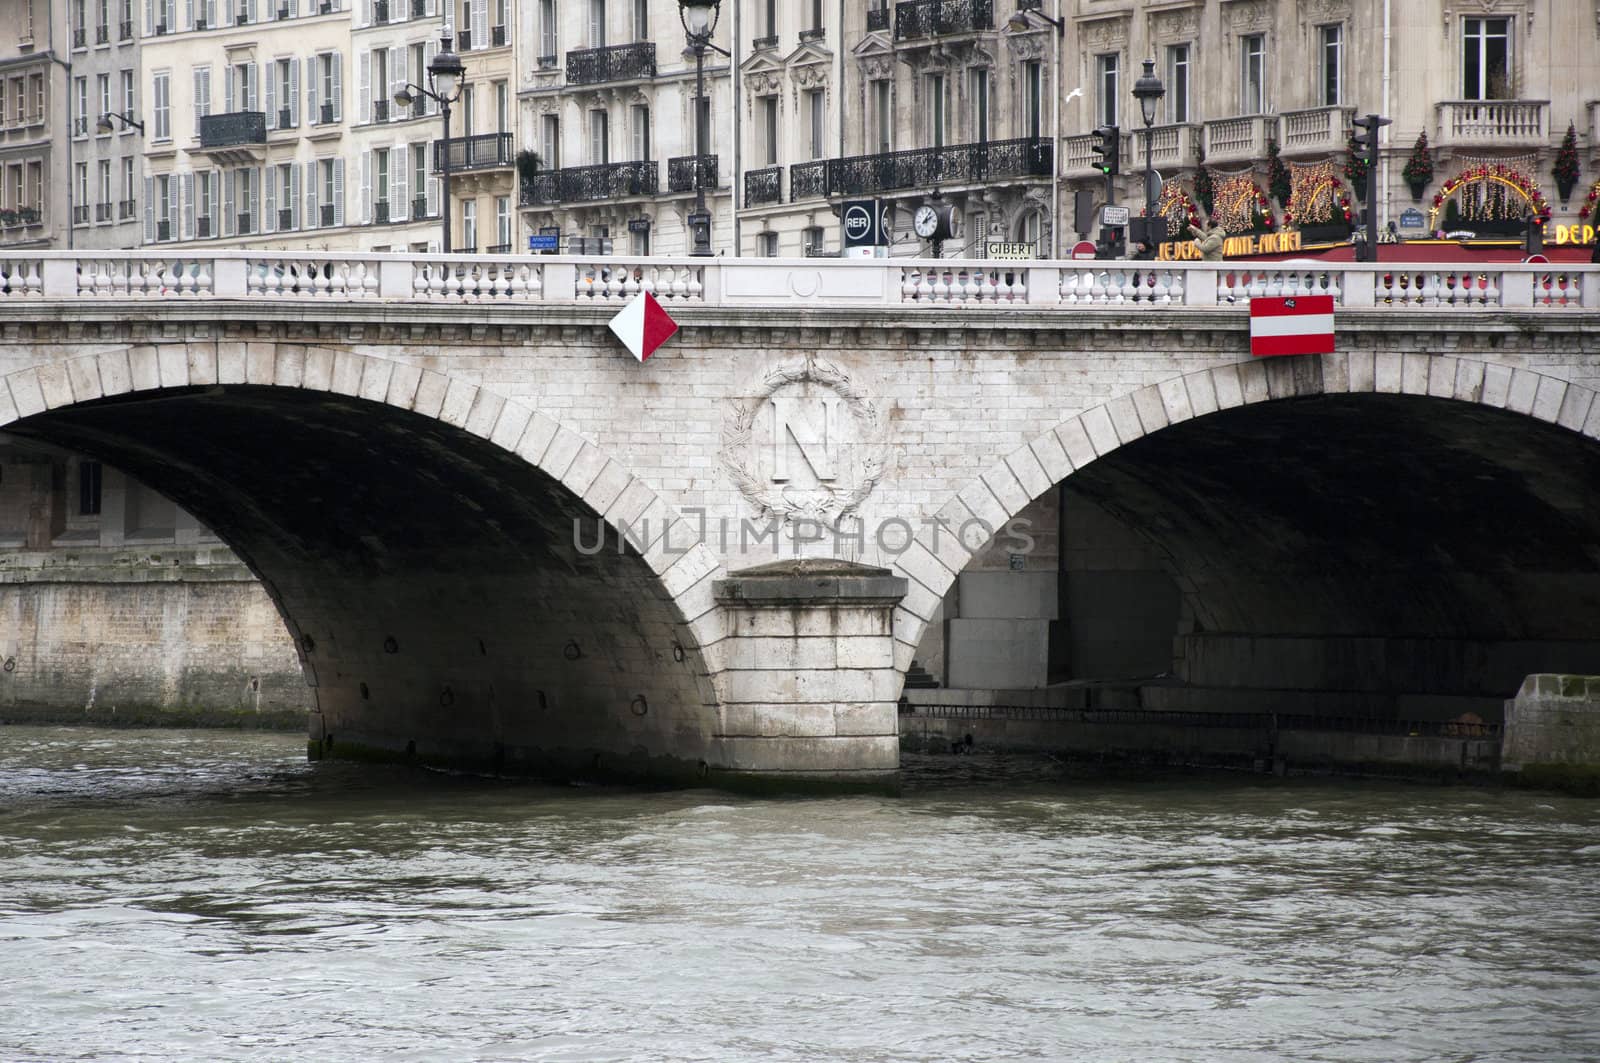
[1249,295,1335,358]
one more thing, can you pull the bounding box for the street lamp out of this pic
[678,0,725,256]
[396,40,466,252]
[1131,58,1165,218]
[96,111,144,135]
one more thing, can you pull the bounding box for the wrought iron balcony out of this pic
[199,111,267,148]
[320,203,334,226]
[373,0,388,21]
[374,200,389,224]
[119,198,135,219]
[566,42,656,86]
[119,19,132,38]
[279,207,293,229]
[411,193,429,218]
[668,154,717,193]
[790,160,826,201]
[744,166,781,206]
[492,24,505,46]
[799,136,1051,199]
[157,219,171,241]
[73,27,86,47]
[95,24,109,43]
[197,215,211,237]
[894,0,991,39]
[431,132,515,173]
[457,29,471,49]
[520,160,659,205]
[373,99,389,122]
[95,202,112,222]
[73,205,90,223]
[867,8,889,31]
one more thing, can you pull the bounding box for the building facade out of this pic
[64,0,145,248]
[1,0,70,250]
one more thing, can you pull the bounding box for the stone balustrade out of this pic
[0,252,1595,311]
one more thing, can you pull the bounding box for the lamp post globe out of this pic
[1133,57,1164,129]
[428,44,465,101]
[678,0,718,40]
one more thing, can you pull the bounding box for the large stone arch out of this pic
[891,352,1600,679]
[0,340,731,780]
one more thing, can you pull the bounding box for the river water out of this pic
[2,726,1597,1062]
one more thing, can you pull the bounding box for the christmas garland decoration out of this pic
[1583,179,1600,227]
[1212,174,1275,234]
[1155,182,1203,239]
[1285,161,1353,228]
[1427,163,1551,229]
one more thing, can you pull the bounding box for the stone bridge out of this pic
[2,251,1598,786]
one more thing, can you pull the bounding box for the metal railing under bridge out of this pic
[901,704,1502,739]
[0,252,1594,310]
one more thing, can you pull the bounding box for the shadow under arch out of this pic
[894,356,1600,701]
[2,345,726,780]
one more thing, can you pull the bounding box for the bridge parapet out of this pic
[1,252,1596,311]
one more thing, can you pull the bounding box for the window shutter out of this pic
[223,169,235,235]
[425,0,435,16]
[206,0,215,24]
[331,51,342,122]
[291,162,301,228]
[246,63,257,112]
[304,57,316,124]
[246,0,256,22]
[332,157,344,226]
[422,40,437,114]
[181,172,193,238]
[358,49,370,124]
[360,148,371,223]
[305,162,318,227]
[143,175,154,242]
[288,59,298,127]
[470,0,486,49]
[264,166,276,231]
[358,0,368,26]
[389,47,403,118]
[184,0,192,29]
[224,64,234,112]
[249,166,260,232]
[220,0,230,25]
[392,141,407,220]
[144,0,152,35]
[166,175,178,236]
[426,174,439,216]
[192,68,204,136]
[264,63,276,129]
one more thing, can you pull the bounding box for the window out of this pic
[807,89,824,160]
[196,170,214,235]
[122,158,134,208]
[539,0,556,56]
[97,159,110,207]
[375,148,389,217]
[761,95,779,165]
[120,69,134,125]
[589,109,608,163]
[1240,34,1265,114]
[495,80,509,133]
[460,83,474,136]
[495,195,510,247]
[412,143,427,213]
[969,68,988,143]
[97,74,111,129]
[1096,54,1119,127]
[808,0,821,32]
[541,113,560,169]
[1462,17,1510,100]
[589,0,605,47]
[1021,60,1041,139]
[871,80,890,154]
[273,58,296,129]
[152,71,171,140]
[75,163,88,221]
[79,462,103,515]
[631,103,650,160]
[320,157,339,224]
[372,48,388,121]
[29,74,44,121]
[1165,43,1189,123]
[759,231,778,257]
[461,199,477,250]
[74,77,88,136]
[318,52,341,123]
[631,0,646,40]
[763,0,775,38]
[802,225,824,255]
[1318,25,1342,106]
[925,73,945,148]
[629,224,648,256]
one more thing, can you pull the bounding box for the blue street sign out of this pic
[528,233,560,251]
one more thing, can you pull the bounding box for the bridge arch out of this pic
[1,340,728,779]
[894,354,1600,701]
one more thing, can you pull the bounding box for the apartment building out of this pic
[63,0,144,247]
[442,0,517,252]
[518,0,735,256]
[1,0,68,249]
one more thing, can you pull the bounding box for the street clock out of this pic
[914,202,960,241]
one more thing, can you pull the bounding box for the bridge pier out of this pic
[707,561,907,788]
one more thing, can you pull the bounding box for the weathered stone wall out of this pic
[0,548,308,717]
[1502,674,1600,790]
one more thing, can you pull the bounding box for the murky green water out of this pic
[2,726,1597,1062]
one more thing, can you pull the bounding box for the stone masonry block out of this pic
[1531,376,1567,423]
[272,346,306,389]
[128,346,161,392]
[836,635,895,670]
[437,378,477,428]
[1028,428,1072,485]
[1078,405,1119,456]
[216,341,247,385]
[64,356,103,403]
[1583,396,1600,441]
[515,411,561,466]
[1347,350,1376,392]
[157,345,190,389]
[1504,368,1540,415]
[489,401,533,452]
[464,388,505,438]
[0,382,16,427]
[1157,376,1194,426]
[711,735,898,773]
[1054,417,1098,469]
[1426,356,1458,399]
[1453,359,1485,403]
[582,460,632,515]
[411,369,450,417]
[722,637,838,671]
[541,426,586,480]
[331,351,365,396]
[245,343,276,386]
[1373,351,1403,394]
[1317,351,1350,397]
[895,540,957,604]
[7,369,46,417]
[186,343,218,387]
[1479,363,1513,408]
[1237,358,1270,405]
[1400,353,1431,396]
[834,702,898,737]
[560,442,609,497]
[718,703,839,739]
[1004,444,1052,502]
[1106,393,1146,445]
[97,350,133,396]
[35,363,73,408]
[1556,385,1595,433]
[301,347,334,391]
[357,357,394,404]
[659,544,722,600]
[1132,384,1170,435]
[1211,363,1245,408]
[956,480,1009,542]
[981,461,1030,518]
[385,362,423,409]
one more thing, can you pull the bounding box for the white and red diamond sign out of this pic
[1249,294,1335,358]
[607,291,679,362]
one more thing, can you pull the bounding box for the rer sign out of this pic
[1249,295,1335,357]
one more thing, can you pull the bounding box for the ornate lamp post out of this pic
[395,42,466,252]
[1131,58,1166,218]
[678,0,725,256]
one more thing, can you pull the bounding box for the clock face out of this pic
[914,205,939,238]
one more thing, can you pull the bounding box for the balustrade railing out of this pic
[520,160,659,205]
[744,166,781,206]
[894,0,991,38]
[565,42,656,86]
[668,154,717,193]
[1,252,1594,313]
[1279,106,1353,156]
[1435,100,1549,147]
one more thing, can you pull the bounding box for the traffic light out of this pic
[1092,125,1120,177]
[1350,113,1391,168]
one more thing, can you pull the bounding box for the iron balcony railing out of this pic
[374,201,389,224]
[411,194,428,218]
[118,18,133,38]
[520,160,658,205]
[431,132,514,173]
[867,7,889,31]
[894,0,991,39]
[793,136,1050,199]
[565,42,656,86]
[668,154,717,193]
[199,111,267,148]
[119,198,135,219]
[95,202,112,221]
[744,166,781,206]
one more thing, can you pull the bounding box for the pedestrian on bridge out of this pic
[1187,219,1227,263]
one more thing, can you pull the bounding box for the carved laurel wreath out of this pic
[721,356,887,527]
